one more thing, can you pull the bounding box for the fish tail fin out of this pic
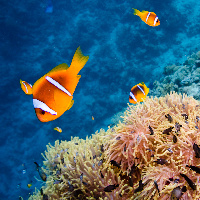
[68,47,89,76]
[133,8,140,16]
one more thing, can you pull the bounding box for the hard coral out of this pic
[29,92,200,200]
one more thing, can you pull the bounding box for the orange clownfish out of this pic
[129,82,149,104]
[54,127,62,133]
[20,47,89,122]
[133,8,160,27]
[20,80,32,95]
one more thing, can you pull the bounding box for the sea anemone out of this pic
[106,92,200,199]
[29,92,200,199]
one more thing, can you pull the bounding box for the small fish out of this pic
[193,143,200,158]
[116,136,121,140]
[165,114,173,123]
[34,162,47,181]
[149,125,154,135]
[73,157,76,164]
[167,148,173,153]
[27,182,32,188]
[100,171,104,178]
[134,180,144,193]
[154,180,160,196]
[124,144,127,152]
[80,173,83,182]
[20,80,32,95]
[181,114,188,121]
[163,127,173,135]
[173,135,177,143]
[92,116,94,120]
[180,173,196,190]
[54,127,62,133]
[110,160,120,168]
[155,158,167,165]
[186,165,200,174]
[98,159,103,166]
[133,8,160,27]
[83,181,88,185]
[20,47,89,122]
[129,82,149,104]
[175,123,182,132]
[171,186,182,200]
[100,144,104,152]
[54,180,62,184]
[104,184,119,192]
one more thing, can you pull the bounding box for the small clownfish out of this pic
[20,80,32,95]
[27,182,32,188]
[92,116,94,120]
[133,8,160,27]
[54,127,62,133]
[20,47,89,122]
[129,82,149,104]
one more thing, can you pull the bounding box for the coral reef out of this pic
[29,92,200,199]
[151,51,200,99]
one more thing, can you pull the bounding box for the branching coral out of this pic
[29,92,200,200]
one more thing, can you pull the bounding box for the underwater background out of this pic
[0,0,200,199]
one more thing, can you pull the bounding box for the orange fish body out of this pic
[20,47,89,122]
[129,82,149,104]
[133,8,160,27]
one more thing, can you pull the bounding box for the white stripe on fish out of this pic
[130,92,137,102]
[45,76,72,96]
[137,85,145,95]
[33,99,57,115]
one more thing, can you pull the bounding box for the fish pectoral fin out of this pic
[67,100,74,110]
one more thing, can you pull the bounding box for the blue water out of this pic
[0,0,200,199]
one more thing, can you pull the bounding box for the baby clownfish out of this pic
[133,8,160,27]
[54,127,62,133]
[129,82,149,104]
[20,80,32,95]
[20,47,89,122]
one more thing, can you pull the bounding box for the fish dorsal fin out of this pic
[141,10,149,14]
[47,63,69,75]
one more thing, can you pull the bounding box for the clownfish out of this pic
[129,82,149,104]
[20,47,89,122]
[133,8,160,27]
[54,127,62,133]
[20,80,32,95]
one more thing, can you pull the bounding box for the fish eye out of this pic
[41,110,45,115]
